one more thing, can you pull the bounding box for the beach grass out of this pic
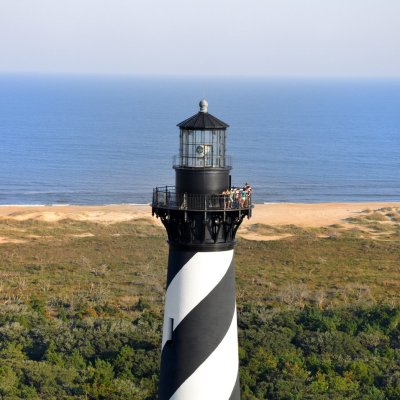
[1,216,399,318]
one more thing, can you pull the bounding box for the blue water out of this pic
[0,74,399,204]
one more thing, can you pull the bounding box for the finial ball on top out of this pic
[199,99,208,113]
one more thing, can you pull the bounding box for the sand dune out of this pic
[1,202,398,229]
[0,205,150,224]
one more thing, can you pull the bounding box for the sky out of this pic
[0,0,399,78]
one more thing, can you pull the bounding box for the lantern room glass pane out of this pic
[179,129,226,167]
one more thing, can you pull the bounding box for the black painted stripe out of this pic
[166,249,196,288]
[229,372,240,400]
[159,258,236,400]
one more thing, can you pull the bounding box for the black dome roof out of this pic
[177,112,229,130]
[177,100,229,130]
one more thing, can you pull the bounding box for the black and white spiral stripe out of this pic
[159,248,240,400]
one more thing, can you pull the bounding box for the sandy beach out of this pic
[242,202,400,226]
[0,202,399,242]
[0,202,399,226]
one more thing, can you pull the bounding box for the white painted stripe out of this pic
[170,308,239,400]
[162,250,233,349]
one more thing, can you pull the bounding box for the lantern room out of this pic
[175,99,230,168]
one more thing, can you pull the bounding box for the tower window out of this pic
[166,317,174,342]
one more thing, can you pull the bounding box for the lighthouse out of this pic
[152,100,251,400]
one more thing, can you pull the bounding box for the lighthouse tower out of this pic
[152,100,251,400]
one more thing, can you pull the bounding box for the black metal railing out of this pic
[152,186,251,212]
[172,155,232,168]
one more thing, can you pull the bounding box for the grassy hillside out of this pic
[1,214,399,315]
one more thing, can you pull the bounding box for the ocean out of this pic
[0,74,399,205]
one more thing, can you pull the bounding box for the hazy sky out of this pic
[1,0,399,77]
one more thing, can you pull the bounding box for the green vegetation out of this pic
[239,305,400,399]
[0,214,399,399]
